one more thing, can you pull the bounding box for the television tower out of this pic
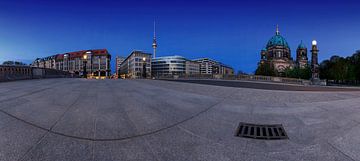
[152,21,157,58]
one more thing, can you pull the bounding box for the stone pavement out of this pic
[1,78,360,161]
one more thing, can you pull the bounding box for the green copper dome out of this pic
[266,25,289,49]
[266,35,289,49]
[297,40,307,49]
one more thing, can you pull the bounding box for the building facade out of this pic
[32,49,111,78]
[119,51,152,79]
[185,60,200,75]
[193,58,234,75]
[259,26,309,73]
[115,56,125,75]
[194,58,216,74]
[33,55,56,69]
[151,55,200,77]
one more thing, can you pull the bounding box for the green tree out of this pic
[255,62,275,76]
[319,51,360,85]
[2,61,27,66]
[284,65,311,80]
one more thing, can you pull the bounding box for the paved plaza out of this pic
[1,79,360,161]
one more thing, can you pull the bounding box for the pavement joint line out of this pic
[0,79,75,105]
[1,80,89,161]
[143,137,161,161]
[327,142,356,161]
[0,79,59,92]
[18,131,50,161]
[177,125,226,147]
[91,83,100,161]
[48,82,88,132]
[4,79,360,160]
[103,81,162,161]
[0,81,232,142]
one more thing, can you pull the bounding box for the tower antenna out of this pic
[154,20,156,38]
[152,20,157,58]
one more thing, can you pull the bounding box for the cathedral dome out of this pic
[266,35,289,49]
[266,25,289,49]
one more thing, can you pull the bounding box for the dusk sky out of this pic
[0,0,359,73]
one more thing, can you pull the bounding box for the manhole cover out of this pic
[235,122,288,140]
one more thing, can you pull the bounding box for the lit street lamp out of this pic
[83,54,88,78]
[142,57,146,79]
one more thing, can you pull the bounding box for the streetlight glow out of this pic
[312,40,317,46]
[83,54,87,60]
[142,57,146,61]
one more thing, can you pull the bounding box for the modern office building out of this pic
[193,58,234,75]
[151,55,200,76]
[119,50,152,79]
[32,49,111,78]
[115,56,125,75]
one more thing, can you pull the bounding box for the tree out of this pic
[255,62,275,76]
[320,60,331,80]
[284,65,311,80]
[319,50,360,85]
[237,70,247,75]
[2,61,27,66]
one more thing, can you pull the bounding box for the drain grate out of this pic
[235,122,288,140]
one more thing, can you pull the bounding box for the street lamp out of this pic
[142,57,146,79]
[83,54,88,78]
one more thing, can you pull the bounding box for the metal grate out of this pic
[235,122,288,140]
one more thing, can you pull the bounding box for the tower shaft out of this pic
[152,21,157,59]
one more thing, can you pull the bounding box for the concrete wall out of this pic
[0,65,75,82]
[156,74,312,86]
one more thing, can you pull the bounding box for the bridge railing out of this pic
[0,65,75,82]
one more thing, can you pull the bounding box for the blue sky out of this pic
[0,0,359,73]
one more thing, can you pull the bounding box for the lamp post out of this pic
[311,40,319,80]
[83,54,88,78]
[142,57,147,79]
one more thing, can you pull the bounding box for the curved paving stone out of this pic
[0,79,360,161]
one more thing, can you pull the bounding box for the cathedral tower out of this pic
[296,40,308,68]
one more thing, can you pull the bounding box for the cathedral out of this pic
[259,25,309,73]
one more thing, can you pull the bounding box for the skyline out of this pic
[0,0,359,73]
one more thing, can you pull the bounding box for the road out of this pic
[1,78,360,161]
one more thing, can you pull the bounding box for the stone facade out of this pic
[119,50,152,79]
[259,26,309,73]
[32,49,111,78]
